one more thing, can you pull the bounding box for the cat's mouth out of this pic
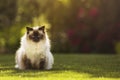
[32,36,40,42]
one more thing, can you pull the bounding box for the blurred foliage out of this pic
[0,0,120,54]
[0,0,17,53]
[0,0,17,29]
[115,42,120,54]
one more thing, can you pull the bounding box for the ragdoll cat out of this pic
[15,26,54,70]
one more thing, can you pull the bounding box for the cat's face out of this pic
[26,26,45,42]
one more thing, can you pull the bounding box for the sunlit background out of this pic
[0,0,120,54]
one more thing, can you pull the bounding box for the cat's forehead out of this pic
[33,26,40,30]
[27,26,44,35]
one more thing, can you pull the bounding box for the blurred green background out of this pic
[0,0,120,54]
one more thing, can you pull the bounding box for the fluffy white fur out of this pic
[15,27,54,70]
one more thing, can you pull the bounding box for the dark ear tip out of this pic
[26,27,30,29]
[26,27,29,29]
[39,26,45,30]
[41,26,45,28]
[26,27,33,31]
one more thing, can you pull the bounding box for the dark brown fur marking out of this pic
[22,55,32,69]
[22,55,46,70]
[39,58,46,69]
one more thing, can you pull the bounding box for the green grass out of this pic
[0,54,120,80]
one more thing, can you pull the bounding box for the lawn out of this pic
[0,54,120,80]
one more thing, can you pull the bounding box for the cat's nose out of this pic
[33,37,40,42]
[33,31,39,36]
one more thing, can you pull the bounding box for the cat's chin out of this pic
[28,38,44,43]
[32,39,40,43]
[28,40,40,43]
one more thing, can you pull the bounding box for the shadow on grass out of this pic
[52,54,120,78]
[0,64,119,78]
[0,54,120,78]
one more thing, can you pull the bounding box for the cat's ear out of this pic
[26,27,33,31]
[26,27,33,34]
[38,26,45,32]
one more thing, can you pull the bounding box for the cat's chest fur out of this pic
[22,39,46,63]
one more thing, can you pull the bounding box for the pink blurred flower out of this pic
[66,29,75,38]
[66,29,81,46]
[78,8,85,18]
[89,7,99,18]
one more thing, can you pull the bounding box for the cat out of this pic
[15,26,54,70]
